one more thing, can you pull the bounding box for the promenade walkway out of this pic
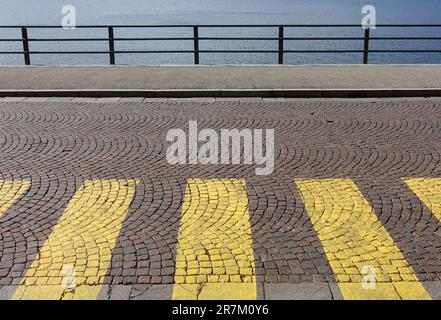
[0,65,440,97]
[0,97,441,300]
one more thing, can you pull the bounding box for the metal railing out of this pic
[0,24,440,65]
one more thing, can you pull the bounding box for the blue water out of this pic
[1,0,440,65]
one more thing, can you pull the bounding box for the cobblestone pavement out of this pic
[1,97,441,300]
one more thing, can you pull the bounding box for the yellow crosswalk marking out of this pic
[13,179,138,300]
[0,179,30,217]
[172,179,256,300]
[295,179,430,300]
[404,178,441,222]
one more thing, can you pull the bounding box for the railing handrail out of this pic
[0,24,440,65]
[1,24,441,28]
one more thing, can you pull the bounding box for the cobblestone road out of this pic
[1,97,441,300]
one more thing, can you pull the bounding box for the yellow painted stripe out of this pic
[13,179,138,300]
[172,179,256,300]
[0,179,30,217]
[295,179,430,300]
[404,178,441,222]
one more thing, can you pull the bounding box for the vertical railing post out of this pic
[21,27,30,65]
[108,27,115,65]
[193,26,200,65]
[278,26,284,64]
[363,28,370,64]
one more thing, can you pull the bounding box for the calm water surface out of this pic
[1,0,440,64]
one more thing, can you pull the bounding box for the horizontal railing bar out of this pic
[34,37,194,41]
[368,49,441,52]
[0,51,194,54]
[1,24,441,29]
[0,37,368,41]
[1,36,441,42]
[114,37,366,41]
[0,38,109,42]
[200,37,441,41]
[0,51,113,54]
[115,37,441,41]
[370,37,441,40]
[1,49,440,55]
[0,25,360,28]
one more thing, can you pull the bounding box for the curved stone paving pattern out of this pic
[0,98,440,299]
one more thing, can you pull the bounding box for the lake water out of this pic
[1,0,440,65]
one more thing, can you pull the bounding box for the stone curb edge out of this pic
[0,88,440,98]
[2,282,441,300]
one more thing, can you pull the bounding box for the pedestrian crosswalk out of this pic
[295,179,431,300]
[404,178,441,221]
[0,180,30,217]
[172,179,256,300]
[0,177,440,300]
[12,179,138,300]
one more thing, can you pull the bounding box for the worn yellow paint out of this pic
[13,285,65,300]
[338,283,400,300]
[13,179,138,300]
[404,178,441,222]
[295,179,430,300]
[172,179,256,300]
[0,179,30,217]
